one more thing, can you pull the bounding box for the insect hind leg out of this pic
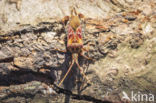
[58,60,74,86]
[75,60,91,85]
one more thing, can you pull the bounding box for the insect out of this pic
[55,7,93,86]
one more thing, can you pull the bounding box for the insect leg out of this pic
[51,48,67,53]
[82,46,90,52]
[75,60,90,84]
[62,16,69,26]
[80,52,94,61]
[58,60,74,86]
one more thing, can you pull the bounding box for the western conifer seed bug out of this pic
[54,7,93,86]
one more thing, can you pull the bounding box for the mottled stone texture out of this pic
[0,0,156,103]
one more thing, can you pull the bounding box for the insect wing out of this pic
[67,25,74,46]
[76,26,83,44]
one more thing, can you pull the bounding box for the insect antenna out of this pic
[70,6,77,16]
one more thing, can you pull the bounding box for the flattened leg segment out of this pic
[75,60,90,84]
[58,60,74,86]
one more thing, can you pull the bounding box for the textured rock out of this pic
[14,57,34,70]
[0,0,156,103]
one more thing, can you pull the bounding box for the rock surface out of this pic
[0,0,156,103]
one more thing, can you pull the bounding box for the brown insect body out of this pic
[67,25,83,53]
[67,7,83,53]
[58,7,91,86]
